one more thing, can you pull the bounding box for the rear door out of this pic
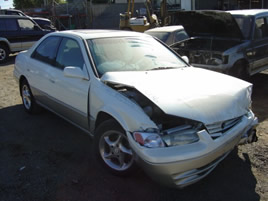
[29,36,90,130]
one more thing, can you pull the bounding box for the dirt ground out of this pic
[0,55,267,201]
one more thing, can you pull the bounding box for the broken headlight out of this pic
[133,132,165,148]
[161,125,200,146]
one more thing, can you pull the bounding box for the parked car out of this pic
[171,9,268,78]
[14,30,257,188]
[0,9,56,30]
[0,15,53,63]
[145,25,188,45]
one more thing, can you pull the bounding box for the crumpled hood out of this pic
[101,68,252,125]
[173,10,244,39]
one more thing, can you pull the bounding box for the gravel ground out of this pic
[0,55,267,201]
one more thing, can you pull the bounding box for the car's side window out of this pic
[254,18,267,39]
[32,36,61,65]
[18,19,35,31]
[5,19,18,31]
[6,11,19,16]
[55,38,85,69]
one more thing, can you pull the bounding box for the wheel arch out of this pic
[229,58,250,76]
[0,39,11,52]
[234,59,249,68]
[19,76,28,96]
[94,111,124,134]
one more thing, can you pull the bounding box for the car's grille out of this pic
[172,151,230,188]
[205,116,243,139]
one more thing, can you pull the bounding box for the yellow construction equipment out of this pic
[119,0,159,32]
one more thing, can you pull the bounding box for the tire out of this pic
[229,61,249,80]
[20,79,41,114]
[94,119,136,176]
[0,44,9,64]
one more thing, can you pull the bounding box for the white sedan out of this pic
[14,30,257,188]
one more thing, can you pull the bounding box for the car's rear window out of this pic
[145,32,170,43]
[0,19,18,31]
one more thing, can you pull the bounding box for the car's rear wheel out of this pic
[0,44,9,64]
[94,119,136,176]
[20,79,40,114]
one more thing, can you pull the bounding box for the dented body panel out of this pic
[101,68,252,125]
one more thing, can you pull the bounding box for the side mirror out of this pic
[181,56,189,63]
[63,66,89,80]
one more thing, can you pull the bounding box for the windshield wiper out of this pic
[149,67,179,71]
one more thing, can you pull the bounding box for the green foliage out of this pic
[14,0,66,9]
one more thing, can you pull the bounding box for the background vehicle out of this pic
[14,30,257,188]
[0,9,56,31]
[145,25,188,45]
[0,15,53,63]
[171,9,268,78]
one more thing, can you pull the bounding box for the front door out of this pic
[251,17,268,74]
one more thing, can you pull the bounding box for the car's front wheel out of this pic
[229,60,249,80]
[94,119,136,176]
[0,44,9,64]
[20,79,40,114]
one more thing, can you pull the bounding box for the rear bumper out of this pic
[128,111,257,188]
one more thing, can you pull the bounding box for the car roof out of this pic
[145,25,184,33]
[0,9,22,12]
[50,29,150,40]
[0,15,30,19]
[228,9,268,16]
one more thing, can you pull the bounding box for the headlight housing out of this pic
[133,132,165,148]
[133,124,201,148]
[162,125,200,146]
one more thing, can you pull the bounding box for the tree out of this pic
[14,0,66,9]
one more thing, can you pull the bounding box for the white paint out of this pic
[101,67,252,125]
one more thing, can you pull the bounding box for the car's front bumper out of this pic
[127,111,257,188]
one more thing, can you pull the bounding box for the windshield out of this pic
[87,36,187,76]
[232,15,253,39]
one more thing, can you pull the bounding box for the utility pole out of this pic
[44,0,49,6]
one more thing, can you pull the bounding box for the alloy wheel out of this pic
[99,130,134,171]
[22,84,32,110]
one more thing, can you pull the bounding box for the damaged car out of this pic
[171,9,268,78]
[14,30,258,188]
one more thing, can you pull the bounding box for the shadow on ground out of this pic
[0,54,16,67]
[0,104,260,201]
